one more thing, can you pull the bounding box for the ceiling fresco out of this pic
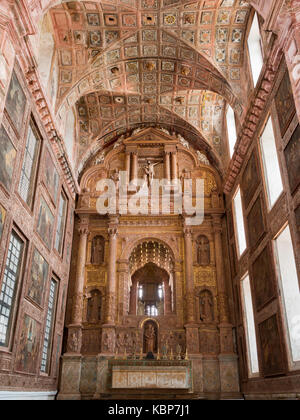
[43,0,253,174]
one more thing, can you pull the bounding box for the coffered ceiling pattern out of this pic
[42,0,252,174]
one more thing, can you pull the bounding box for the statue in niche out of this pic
[87,290,102,323]
[197,235,210,265]
[143,160,159,187]
[143,322,157,353]
[199,290,214,322]
[91,236,105,265]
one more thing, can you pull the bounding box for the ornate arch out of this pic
[120,235,179,267]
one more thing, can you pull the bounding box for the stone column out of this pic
[164,280,172,315]
[66,218,89,355]
[171,151,178,181]
[212,216,229,325]
[183,226,195,324]
[212,215,234,356]
[125,152,131,183]
[164,152,171,181]
[129,279,138,315]
[117,259,130,318]
[104,221,118,325]
[183,224,200,354]
[131,152,138,182]
[71,225,89,325]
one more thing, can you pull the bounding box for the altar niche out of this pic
[129,262,172,317]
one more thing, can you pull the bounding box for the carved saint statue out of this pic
[199,290,214,322]
[197,235,210,266]
[91,236,105,265]
[87,290,102,323]
[143,160,159,187]
[144,323,156,353]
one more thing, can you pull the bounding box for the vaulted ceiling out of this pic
[43,0,253,175]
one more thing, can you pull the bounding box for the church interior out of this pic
[0,0,299,400]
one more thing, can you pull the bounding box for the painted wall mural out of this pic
[0,204,6,240]
[27,248,49,307]
[275,70,296,137]
[247,195,265,249]
[5,71,27,134]
[44,148,60,204]
[241,151,260,209]
[259,315,285,377]
[16,315,41,374]
[36,197,55,249]
[0,126,17,191]
[251,244,276,311]
[284,124,300,194]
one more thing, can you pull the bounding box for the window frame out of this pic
[273,223,300,371]
[258,115,284,211]
[247,11,264,88]
[226,104,237,158]
[240,272,260,378]
[40,276,59,375]
[17,117,42,210]
[232,186,247,259]
[0,228,27,350]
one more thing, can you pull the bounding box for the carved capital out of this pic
[108,227,118,238]
[183,226,193,238]
[78,226,89,236]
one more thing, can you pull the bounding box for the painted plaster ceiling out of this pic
[45,0,252,174]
